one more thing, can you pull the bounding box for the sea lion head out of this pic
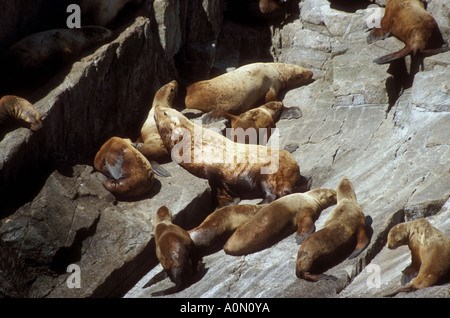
[155,205,172,224]
[78,25,113,43]
[21,104,43,131]
[337,177,357,201]
[387,223,408,249]
[154,80,178,107]
[272,63,313,88]
[308,188,337,210]
[154,105,191,150]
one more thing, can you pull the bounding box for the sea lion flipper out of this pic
[279,106,302,120]
[296,216,315,244]
[202,110,232,125]
[373,45,412,64]
[105,153,124,179]
[347,226,370,259]
[150,160,171,177]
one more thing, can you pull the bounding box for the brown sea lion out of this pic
[223,188,337,256]
[145,206,203,296]
[0,95,42,131]
[385,218,450,296]
[80,0,143,26]
[0,26,113,93]
[185,62,313,114]
[296,177,371,282]
[202,101,302,145]
[94,136,154,199]
[136,80,178,161]
[188,204,266,254]
[367,0,449,64]
[154,105,307,207]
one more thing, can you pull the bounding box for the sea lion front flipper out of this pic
[105,153,124,180]
[279,106,302,120]
[347,225,370,259]
[202,110,233,125]
[264,89,277,103]
[150,160,171,177]
[295,216,315,244]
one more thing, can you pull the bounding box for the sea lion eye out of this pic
[164,111,168,116]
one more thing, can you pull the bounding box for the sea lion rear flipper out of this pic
[373,45,412,64]
[150,160,171,177]
[420,45,450,57]
[280,106,302,120]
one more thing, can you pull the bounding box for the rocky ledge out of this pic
[1,0,449,298]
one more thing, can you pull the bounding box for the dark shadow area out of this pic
[329,0,374,13]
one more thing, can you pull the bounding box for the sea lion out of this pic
[296,177,370,282]
[136,80,178,161]
[367,0,449,64]
[385,218,450,296]
[145,206,203,296]
[188,204,267,254]
[185,62,313,114]
[80,0,143,26]
[154,105,307,207]
[202,101,302,145]
[94,136,154,199]
[0,26,113,93]
[258,0,290,18]
[223,188,337,256]
[0,95,42,131]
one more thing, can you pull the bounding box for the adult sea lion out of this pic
[154,105,306,207]
[136,80,178,161]
[0,95,42,131]
[296,177,370,281]
[202,101,302,145]
[94,136,154,199]
[367,0,449,64]
[385,218,450,296]
[0,26,113,93]
[188,204,266,254]
[185,62,313,114]
[223,188,337,256]
[145,206,203,296]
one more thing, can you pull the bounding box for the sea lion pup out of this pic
[0,96,42,131]
[367,0,449,64]
[384,218,450,297]
[80,0,143,27]
[94,136,154,199]
[185,62,313,114]
[0,26,113,92]
[188,204,266,254]
[136,80,178,162]
[296,177,370,282]
[145,206,203,296]
[202,101,302,145]
[154,105,306,207]
[223,188,337,256]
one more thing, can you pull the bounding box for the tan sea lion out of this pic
[0,26,113,93]
[385,218,450,297]
[296,177,371,282]
[80,0,143,26]
[154,105,307,207]
[367,0,449,64]
[259,0,289,18]
[188,204,267,254]
[223,188,337,256]
[0,95,42,131]
[94,136,154,199]
[185,62,313,114]
[145,206,203,296]
[136,80,178,161]
[202,101,302,145]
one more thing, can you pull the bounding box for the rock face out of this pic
[1,0,449,298]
